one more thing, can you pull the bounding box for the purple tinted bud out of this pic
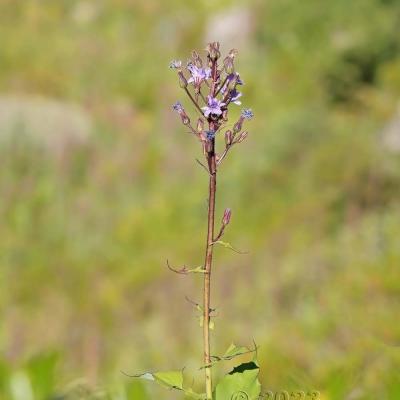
[169,60,182,69]
[181,114,190,125]
[227,75,238,91]
[172,101,184,113]
[222,208,232,226]
[223,57,234,74]
[241,108,254,120]
[221,73,243,95]
[197,118,204,133]
[233,118,243,134]
[225,130,233,146]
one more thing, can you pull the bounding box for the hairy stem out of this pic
[203,136,216,399]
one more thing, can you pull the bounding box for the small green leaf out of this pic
[214,361,261,400]
[184,388,206,399]
[153,370,183,390]
[203,343,256,368]
[222,343,250,359]
[212,241,247,254]
[199,316,215,330]
[132,369,205,399]
[133,369,183,390]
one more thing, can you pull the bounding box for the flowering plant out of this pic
[132,42,260,400]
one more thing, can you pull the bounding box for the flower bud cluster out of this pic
[170,42,253,157]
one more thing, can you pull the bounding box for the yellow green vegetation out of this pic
[0,0,400,399]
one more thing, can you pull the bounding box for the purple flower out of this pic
[187,63,211,86]
[172,101,184,113]
[220,73,243,105]
[169,60,182,69]
[202,96,225,117]
[241,108,254,120]
[230,88,242,105]
[221,73,243,94]
[206,130,215,140]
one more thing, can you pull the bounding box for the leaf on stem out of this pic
[200,343,258,369]
[211,241,248,254]
[167,260,205,274]
[214,360,261,400]
[125,369,205,399]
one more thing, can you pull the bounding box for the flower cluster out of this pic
[170,42,253,164]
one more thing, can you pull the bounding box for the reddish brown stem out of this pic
[203,136,216,399]
[204,56,219,400]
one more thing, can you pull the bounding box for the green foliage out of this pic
[214,361,261,400]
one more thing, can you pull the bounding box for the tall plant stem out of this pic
[203,136,217,400]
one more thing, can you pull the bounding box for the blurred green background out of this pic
[1,0,400,399]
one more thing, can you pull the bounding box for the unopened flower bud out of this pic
[207,41,221,61]
[197,118,204,133]
[172,101,184,114]
[178,71,187,88]
[222,208,232,226]
[223,57,234,74]
[227,76,237,91]
[192,50,203,67]
[181,114,190,125]
[222,109,228,121]
[233,117,244,134]
[169,60,182,69]
[225,130,233,146]
[236,130,248,143]
[228,49,238,60]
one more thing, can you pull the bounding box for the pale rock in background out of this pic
[0,95,92,156]
[204,7,253,53]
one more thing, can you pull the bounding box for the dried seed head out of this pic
[222,208,232,226]
[236,130,248,143]
[207,41,221,61]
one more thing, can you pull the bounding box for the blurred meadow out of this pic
[1,0,400,399]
